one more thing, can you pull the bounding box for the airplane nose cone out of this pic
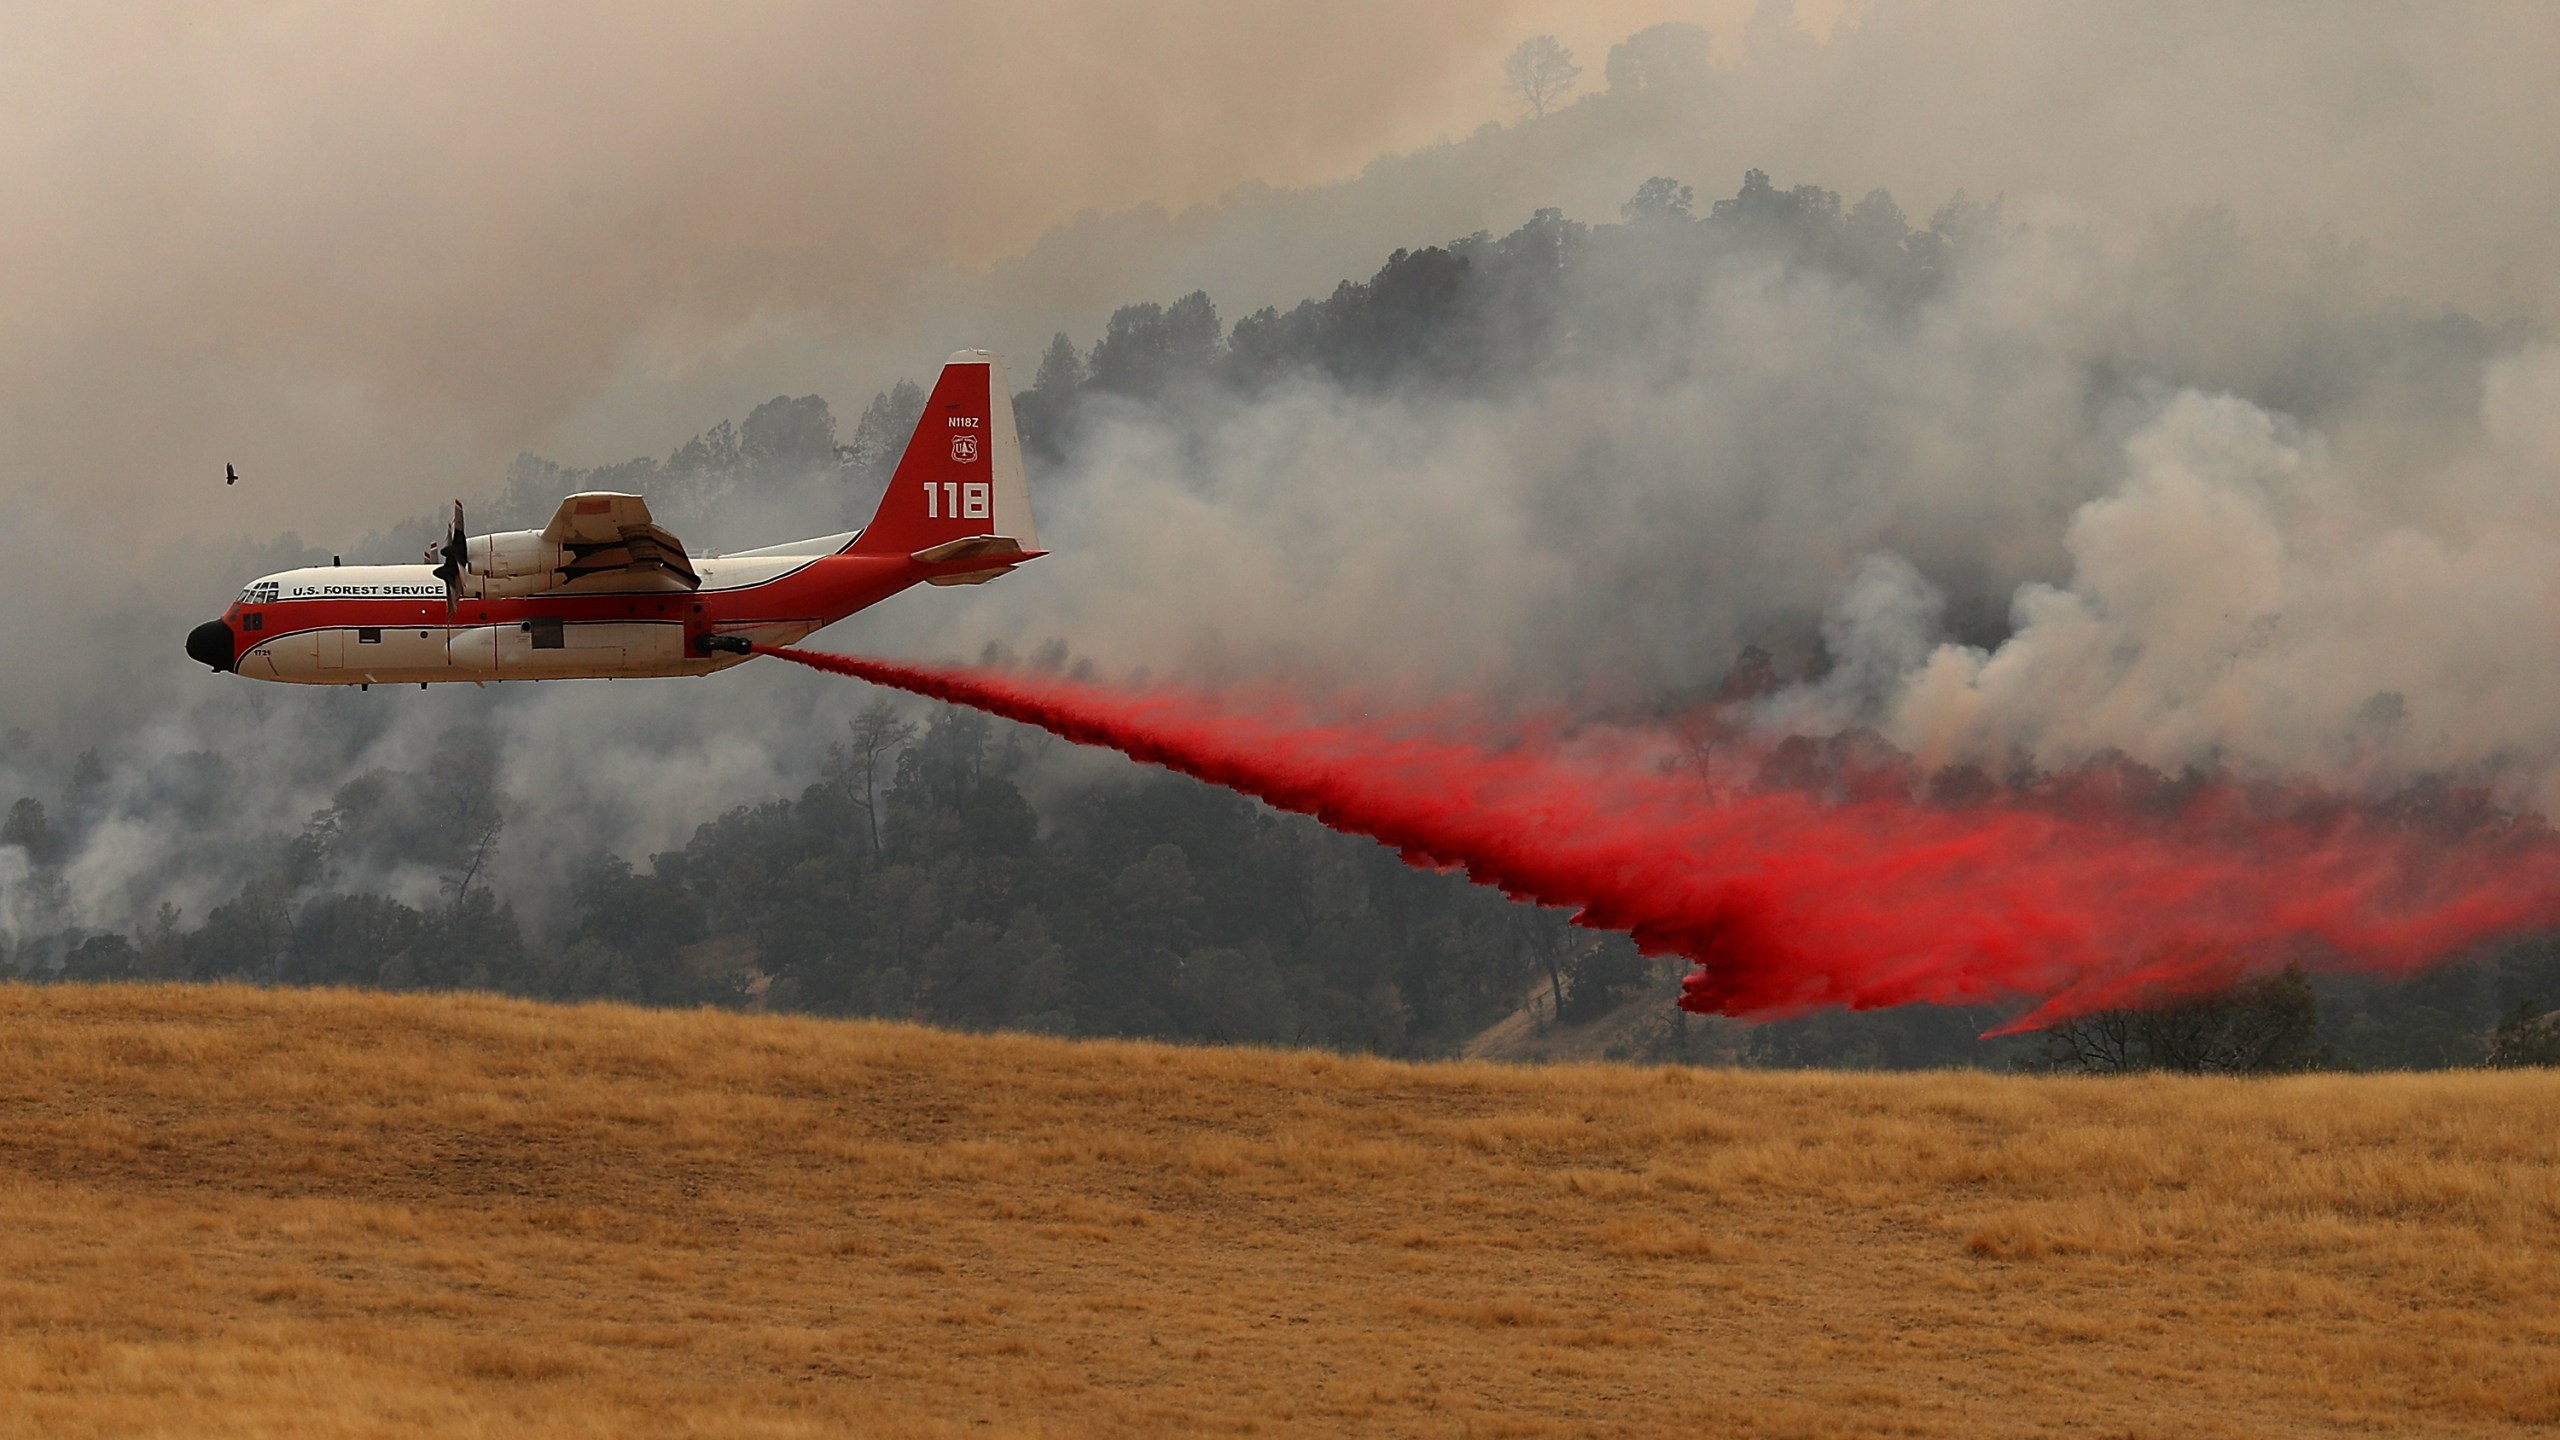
[185,619,236,673]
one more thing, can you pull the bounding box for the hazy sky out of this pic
[2,0,2551,616]
[3,0,1811,548]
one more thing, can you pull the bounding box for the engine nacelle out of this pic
[468,530,568,599]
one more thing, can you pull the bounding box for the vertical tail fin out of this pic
[851,350,1040,562]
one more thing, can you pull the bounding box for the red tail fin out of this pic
[851,350,1039,558]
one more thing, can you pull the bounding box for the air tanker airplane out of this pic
[185,351,1040,685]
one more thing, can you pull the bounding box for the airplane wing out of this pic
[538,492,701,592]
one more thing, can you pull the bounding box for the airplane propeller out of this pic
[429,500,468,609]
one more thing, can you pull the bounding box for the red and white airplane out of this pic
[185,351,1041,686]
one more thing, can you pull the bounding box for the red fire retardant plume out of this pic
[759,646,2560,1029]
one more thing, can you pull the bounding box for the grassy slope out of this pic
[0,985,2554,1439]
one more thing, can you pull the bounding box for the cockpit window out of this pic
[239,581,281,605]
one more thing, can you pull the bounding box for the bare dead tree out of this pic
[1502,36,1581,119]
[1510,907,1576,1027]
[445,813,504,912]
[2045,1007,2139,1072]
[2043,966,2324,1074]
[1666,707,1736,799]
[827,698,917,857]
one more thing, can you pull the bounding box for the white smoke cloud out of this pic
[1861,350,2560,806]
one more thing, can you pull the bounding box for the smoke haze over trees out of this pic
[5,6,2560,1066]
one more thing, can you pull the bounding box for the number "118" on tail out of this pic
[926,481,992,520]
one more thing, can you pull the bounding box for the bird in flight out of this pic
[225,463,239,486]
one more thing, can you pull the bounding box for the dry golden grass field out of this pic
[2,985,2556,1438]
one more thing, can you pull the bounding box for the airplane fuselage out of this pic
[198,540,946,684]
[187,348,1042,687]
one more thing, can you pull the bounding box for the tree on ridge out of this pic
[1502,36,1581,119]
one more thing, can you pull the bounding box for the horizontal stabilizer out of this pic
[911,534,1032,566]
[925,566,1017,587]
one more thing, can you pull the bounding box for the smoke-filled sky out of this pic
[3,0,1818,541]
[6,0,2560,940]
[6,0,2548,545]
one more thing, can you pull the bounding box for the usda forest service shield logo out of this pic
[951,434,980,463]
